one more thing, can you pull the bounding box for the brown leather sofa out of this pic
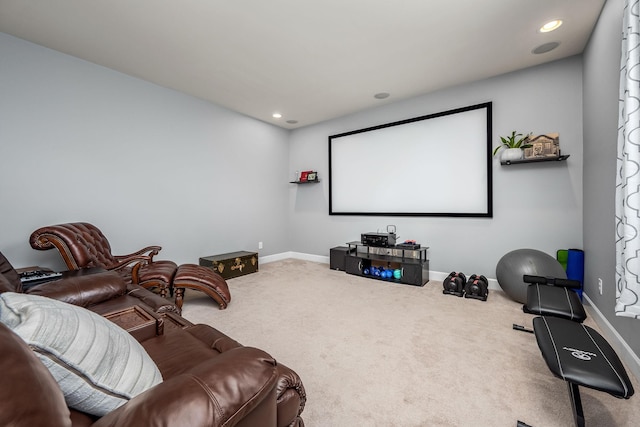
[0,252,306,427]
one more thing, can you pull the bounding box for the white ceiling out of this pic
[0,0,606,129]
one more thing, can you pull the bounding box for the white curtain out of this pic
[615,0,640,318]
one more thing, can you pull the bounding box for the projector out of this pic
[361,232,396,247]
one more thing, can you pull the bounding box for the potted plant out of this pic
[493,131,532,162]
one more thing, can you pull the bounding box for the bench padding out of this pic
[533,316,634,399]
[525,284,587,323]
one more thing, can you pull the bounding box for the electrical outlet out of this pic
[598,278,603,295]
[258,241,263,250]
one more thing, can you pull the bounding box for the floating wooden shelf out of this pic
[501,154,570,166]
[289,179,320,184]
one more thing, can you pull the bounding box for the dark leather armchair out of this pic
[29,222,178,300]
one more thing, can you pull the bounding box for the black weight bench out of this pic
[532,316,634,427]
[523,275,586,322]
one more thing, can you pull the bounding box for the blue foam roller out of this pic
[566,248,584,299]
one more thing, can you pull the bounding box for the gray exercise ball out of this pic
[496,249,566,303]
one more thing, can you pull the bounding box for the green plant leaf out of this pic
[495,131,533,155]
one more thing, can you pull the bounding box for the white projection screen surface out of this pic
[328,102,492,217]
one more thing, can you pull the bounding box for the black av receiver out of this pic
[361,232,397,247]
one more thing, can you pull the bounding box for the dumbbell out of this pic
[443,272,466,297]
[464,274,489,301]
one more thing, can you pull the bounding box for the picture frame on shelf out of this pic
[523,133,560,159]
[299,171,310,182]
[307,172,317,181]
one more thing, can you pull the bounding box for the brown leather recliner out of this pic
[29,222,178,300]
[0,320,282,427]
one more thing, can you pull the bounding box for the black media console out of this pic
[330,242,429,287]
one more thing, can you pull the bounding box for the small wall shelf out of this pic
[290,170,319,183]
[501,154,570,166]
[290,179,320,184]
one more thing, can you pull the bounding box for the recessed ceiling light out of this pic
[532,42,560,54]
[374,92,390,99]
[286,120,298,124]
[539,20,562,33]
[272,113,282,119]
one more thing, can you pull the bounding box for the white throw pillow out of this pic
[0,292,162,416]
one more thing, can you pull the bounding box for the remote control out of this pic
[20,270,62,283]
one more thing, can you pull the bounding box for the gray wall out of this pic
[288,56,584,278]
[0,33,291,269]
[583,0,640,359]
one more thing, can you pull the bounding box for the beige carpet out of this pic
[182,259,639,427]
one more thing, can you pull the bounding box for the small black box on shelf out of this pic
[329,246,355,271]
[396,243,421,250]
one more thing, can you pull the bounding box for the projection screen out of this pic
[328,102,492,217]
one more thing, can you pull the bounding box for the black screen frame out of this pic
[328,102,493,217]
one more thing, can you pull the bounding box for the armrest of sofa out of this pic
[126,284,180,314]
[274,363,307,427]
[184,323,244,353]
[93,346,278,427]
[25,271,127,308]
[115,245,161,267]
[183,324,306,427]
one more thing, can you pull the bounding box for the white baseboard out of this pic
[427,270,501,290]
[583,293,640,382]
[259,251,328,264]
[258,252,295,264]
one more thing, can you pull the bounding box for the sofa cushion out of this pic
[0,292,163,416]
[25,270,127,307]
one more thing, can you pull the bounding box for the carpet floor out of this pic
[182,259,639,427]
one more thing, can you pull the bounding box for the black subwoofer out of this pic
[329,246,354,271]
